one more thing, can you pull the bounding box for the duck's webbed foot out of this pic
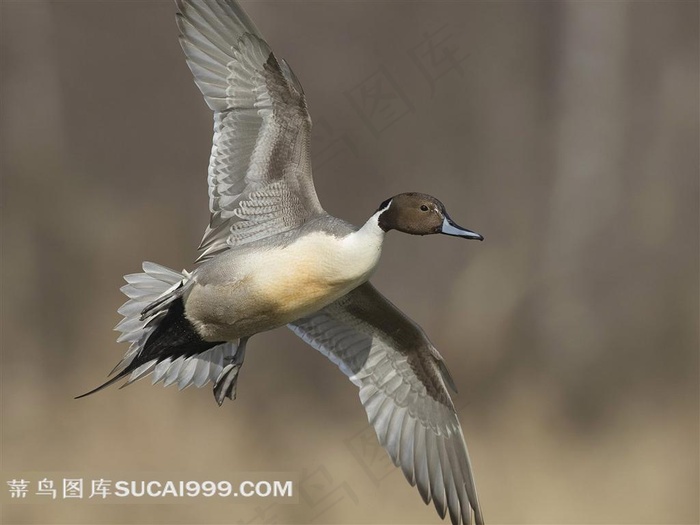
[213,337,249,406]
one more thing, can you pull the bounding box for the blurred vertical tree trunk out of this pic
[2,2,67,367]
[541,1,630,371]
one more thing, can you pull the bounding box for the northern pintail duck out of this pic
[79,1,484,523]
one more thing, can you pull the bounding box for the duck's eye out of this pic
[420,205,429,212]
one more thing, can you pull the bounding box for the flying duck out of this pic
[79,1,485,523]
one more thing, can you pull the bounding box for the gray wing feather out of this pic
[289,283,484,525]
[177,0,323,262]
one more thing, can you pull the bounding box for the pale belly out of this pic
[184,231,382,341]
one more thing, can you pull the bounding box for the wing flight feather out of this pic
[177,0,324,262]
[289,283,484,525]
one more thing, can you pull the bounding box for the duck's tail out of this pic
[76,262,238,398]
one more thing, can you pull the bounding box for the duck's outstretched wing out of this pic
[176,0,324,262]
[288,282,484,525]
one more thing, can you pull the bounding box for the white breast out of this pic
[245,215,385,311]
[186,213,386,341]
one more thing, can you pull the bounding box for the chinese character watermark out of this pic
[7,479,29,499]
[346,67,414,137]
[313,118,358,172]
[36,478,57,499]
[235,501,281,525]
[63,478,83,499]
[90,478,111,499]
[299,466,358,522]
[409,24,469,96]
[345,424,395,486]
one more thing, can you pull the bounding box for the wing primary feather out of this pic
[446,435,473,525]
[414,423,432,505]
[385,406,407,466]
[427,430,448,519]
[438,435,461,525]
[288,283,483,523]
[399,415,417,485]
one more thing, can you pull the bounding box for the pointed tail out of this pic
[77,262,242,399]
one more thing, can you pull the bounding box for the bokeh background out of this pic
[2,1,698,524]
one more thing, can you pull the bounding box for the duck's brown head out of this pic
[377,192,483,240]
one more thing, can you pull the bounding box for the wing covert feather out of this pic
[289,283,484,525]
[177,0,323,262]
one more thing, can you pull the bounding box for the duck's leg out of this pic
[213,337,249,406]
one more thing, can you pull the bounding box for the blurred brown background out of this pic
[2,1,698,524]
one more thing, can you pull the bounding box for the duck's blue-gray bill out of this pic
[440,217,484,240]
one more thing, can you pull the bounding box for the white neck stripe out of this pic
[378,199,392,213]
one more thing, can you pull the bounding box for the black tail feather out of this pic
[77,296,221,399]
[75,371,132,399]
